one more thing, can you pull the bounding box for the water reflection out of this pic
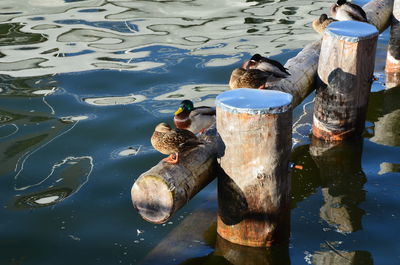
[0,0,331,77]
[310,137,366,233]
[312,249,373,265]
[214,235,290,265]
[367,87,400,147]
[10,155,93,208]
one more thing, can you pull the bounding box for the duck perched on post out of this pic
[229,54,290,90]
[312,14,337,35]
[151,123,202,164]
[173,100,216,134]
[330,0,368,22]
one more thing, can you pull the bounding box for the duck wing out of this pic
[257,58,290,78]
[343,3,368,22]
[192,106,216,116]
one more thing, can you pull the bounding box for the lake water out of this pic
[0,0,399,264]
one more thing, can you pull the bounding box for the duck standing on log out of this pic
[312,14,337,35]
[173,100,216,134]
[330,0,368,22]
[229,54,290,90]
[151,123,202,164]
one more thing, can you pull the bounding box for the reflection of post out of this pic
[216,88,292,247]
[214,235,290,265]
[313,21,378,141]
[370,88,400,147]
[313,249,373,265]
[385,0,400,88]
[140,191,217,265]
[310,137,366,233]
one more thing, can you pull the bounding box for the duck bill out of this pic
[174,107,183,115]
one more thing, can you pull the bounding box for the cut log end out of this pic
[131,175,174,224]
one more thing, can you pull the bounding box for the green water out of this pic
[0,0,399,264]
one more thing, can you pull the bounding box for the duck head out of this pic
[174,100,194,116]
[155,122,172,133]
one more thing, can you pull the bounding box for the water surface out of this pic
[0,0,399,264]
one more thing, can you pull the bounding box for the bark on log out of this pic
[313,21,379,141]
[385,0,400,88]
[131,130,219,224]
[131,0,394,224]
[216,89,292,247]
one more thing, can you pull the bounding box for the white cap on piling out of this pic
[325,21,378,42]
[216,88,293,114]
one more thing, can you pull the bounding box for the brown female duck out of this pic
[229,54,290,90]
[312,14,337,35]
[151,122,201,164]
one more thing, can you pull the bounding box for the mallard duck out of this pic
[229,68,271,89]
[312,14,337,35]
[173,100,216,134]
[151,122,201,164]
[330,0,368,22]
[229,54,290,90]
[244,54,290,78]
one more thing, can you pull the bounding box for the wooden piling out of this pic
[131,0,393,225]
[385,0,400,88]
[216,88,292,247]
[313,21,379,141]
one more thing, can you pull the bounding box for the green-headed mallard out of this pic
[330,0,368,22]
[229,54,290,90]
[151,122,202,164]
[312,14,337,35]
[174,100,216,134]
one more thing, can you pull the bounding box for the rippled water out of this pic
[0,0,399,264]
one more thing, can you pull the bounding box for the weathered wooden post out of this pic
[313,21,379,141]
[130,0,393,225]
[385,0,400,88]
[216,88,292,247]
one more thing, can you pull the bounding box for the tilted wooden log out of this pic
[385,0,400,88]
[131,0,394,224]
[216,88,292,247]
[313,21,379,141]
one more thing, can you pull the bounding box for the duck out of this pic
[244,54,290,78]
[151,122,202,164]
[173,100,216,134]
[229,54,290,90]
[229,68,272,89]
[330,0,368,22]
[312,14,337,35]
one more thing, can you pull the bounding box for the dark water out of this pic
[0,0,399,264]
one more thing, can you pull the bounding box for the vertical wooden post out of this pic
[313,21,379,141]
[385,0,400,88]
[216,88,292,247]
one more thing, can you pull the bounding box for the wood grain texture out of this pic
[131,0,394,225]
[132,131,218,224]
[216,105,292,247]
[313,23,378,141]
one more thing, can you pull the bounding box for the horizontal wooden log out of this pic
[131,130,219,224]
[131,0,394,224]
